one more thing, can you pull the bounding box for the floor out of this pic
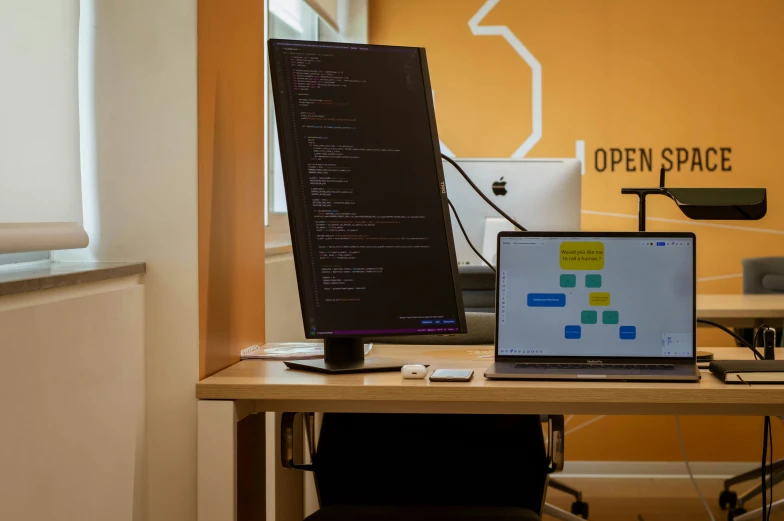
[544,477,784,521]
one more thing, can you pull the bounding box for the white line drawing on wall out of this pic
[439,1,586,167]
[468,0,542,158]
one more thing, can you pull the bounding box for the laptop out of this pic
[485,232,700,381]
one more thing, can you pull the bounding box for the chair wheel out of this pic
[719,490,738,510]
[571,500,589,519]
[728,507,746,521]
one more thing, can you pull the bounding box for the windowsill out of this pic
[265,212,292,257]
[0,261,146,297]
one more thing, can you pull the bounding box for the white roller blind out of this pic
[313,0,368,44]
[270,0,304,32]
[0,0,82,224]
[305,0,339,32]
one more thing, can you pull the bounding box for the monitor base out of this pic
[284,357,410,375]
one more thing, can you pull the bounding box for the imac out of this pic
[268,39,467,374]
[443,158,582,267]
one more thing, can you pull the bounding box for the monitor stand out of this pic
[284,337,411,374]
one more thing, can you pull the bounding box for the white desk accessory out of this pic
[401,364,428,379]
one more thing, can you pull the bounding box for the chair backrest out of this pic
[460,265,496,313]
[312,413,548,511]
[366,312,495,345]
[743,257,784,294]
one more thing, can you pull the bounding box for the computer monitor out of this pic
[268,39,467,374]
[443,158,581,267]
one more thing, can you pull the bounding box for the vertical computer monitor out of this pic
[443,158,582,267]
[269,39,467,374]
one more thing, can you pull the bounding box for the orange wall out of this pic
[370,0,784,461]
[198,0,266,379]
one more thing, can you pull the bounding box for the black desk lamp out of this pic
[622,167,768,361]
[621,167,766,231]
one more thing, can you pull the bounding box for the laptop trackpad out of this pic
[544,368,641,375]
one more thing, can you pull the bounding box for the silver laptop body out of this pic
[485,232,700,382]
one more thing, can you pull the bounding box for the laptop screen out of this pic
[497,234,695,359]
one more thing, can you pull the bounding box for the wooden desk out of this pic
[197,345,784,521]
[697,293,784,327]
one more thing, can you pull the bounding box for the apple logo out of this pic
[492,177,507,196]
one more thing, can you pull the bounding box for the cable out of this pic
[441,154,528,232]
[697,319,763,360]
[754,323,771,358]
[675,416,716,521]
[447,199,495,273]
[768,417,774,520]
[564,415,606,436]
[682,322,772,520]
[763,416,769,521]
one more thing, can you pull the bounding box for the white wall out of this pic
[73,1,199,520]
[0,0,82,223]
[265,253,307,343]
[0,277,145,521]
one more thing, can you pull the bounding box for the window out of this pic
[266,0,368,219]
[0,0,87,263]
[267,1,318,216]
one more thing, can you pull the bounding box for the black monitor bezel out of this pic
[494,231,697,362]
[267,38,467,340]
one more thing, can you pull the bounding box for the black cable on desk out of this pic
[441,154,528,232]
[696,319,764,360]
[447,198,495,273]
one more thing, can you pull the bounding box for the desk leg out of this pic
[198,400,262,521]
[265,412,304,521]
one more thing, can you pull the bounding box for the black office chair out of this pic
[458,265,496,313]
[370,312,590,519]
[281,412,564,520]
[734,257,784,347]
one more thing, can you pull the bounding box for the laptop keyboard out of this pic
[514,363,675,371]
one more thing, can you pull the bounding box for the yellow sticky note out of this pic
[560,242,605,270]
[589,292,611,306]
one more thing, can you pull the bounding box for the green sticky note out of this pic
[560,274,576,288]
[585,274,602,288]
[603,310,619,324]
[581,310,598,324]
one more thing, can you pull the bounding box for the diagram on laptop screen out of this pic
[497,237,693,358]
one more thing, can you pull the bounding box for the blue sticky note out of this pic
[619,326,636,340]
[527,293,567,307]
[565,325,582,339]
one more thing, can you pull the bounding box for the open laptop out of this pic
[485,232,700,381]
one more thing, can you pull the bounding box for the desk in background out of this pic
[196,345,784,521]
[697,293,784,328]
